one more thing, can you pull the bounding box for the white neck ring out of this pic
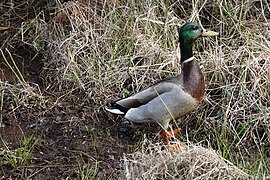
[182,56,195,64]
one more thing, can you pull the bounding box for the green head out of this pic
[178,22,218,62]
[179,23,202,44]
[179,23,218,43]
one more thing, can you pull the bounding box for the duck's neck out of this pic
[180,42,193,63]
[180,41,199,76]
[180,42,205,101]
[179,40,197,72]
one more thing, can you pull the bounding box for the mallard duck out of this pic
[106,22,218,145]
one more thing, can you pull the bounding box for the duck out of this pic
[105,22,218,146]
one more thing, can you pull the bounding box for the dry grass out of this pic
[0,48,45,119]
[1,0,269,178]
[41,0,183,93]
[121,139,252,180]
[0,81,44,119]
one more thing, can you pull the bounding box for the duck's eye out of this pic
[192,26,199,30]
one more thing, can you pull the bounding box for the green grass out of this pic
[75,154,99,180]
[2,134,38,168]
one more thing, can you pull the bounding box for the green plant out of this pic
[76,155,99,180]
[3,134,38,168]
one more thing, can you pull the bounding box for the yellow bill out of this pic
[202,28,219,37]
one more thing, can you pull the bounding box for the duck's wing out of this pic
[105,81,180,115]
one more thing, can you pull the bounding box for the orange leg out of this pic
[159,128,181,143]
[159,128,184,152]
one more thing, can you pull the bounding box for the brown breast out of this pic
[182,60,205,101]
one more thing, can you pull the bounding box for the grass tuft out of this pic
[2,134,38,168]
[121,139,252,179]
